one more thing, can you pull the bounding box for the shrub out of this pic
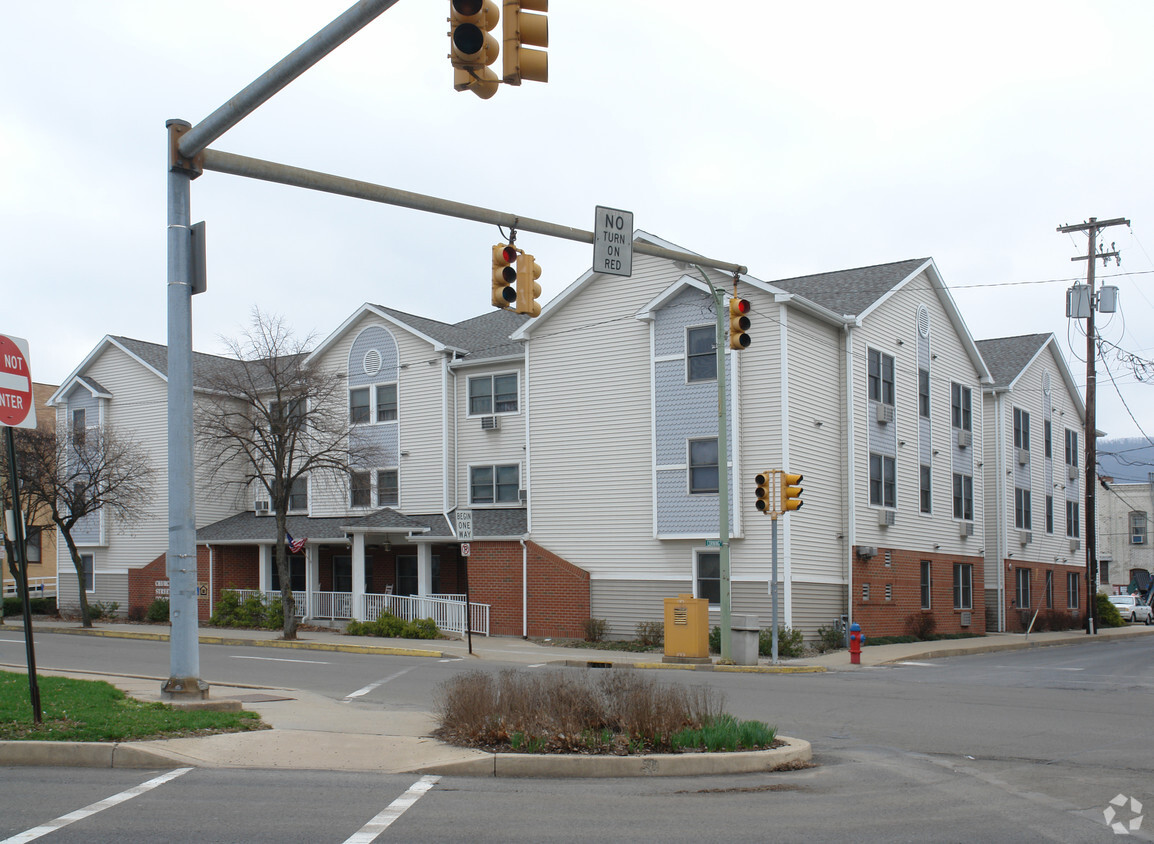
[584,617,609,643]
[634,620,664,648]
[146,598,170,623]
[815,625,844,653]
[402,618,440,639]
[210,589,281,629]
[1096,593,1126,628]
[87,601,120,620]
[760,626,804,658]
[127,605,145,622]
[345,612,438,639]
[1034,609,1079,632]
[905,612,936,640]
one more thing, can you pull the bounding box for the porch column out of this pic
[417,543,433,596]
[258,544,271,593]
[305,544,318,621]
[351,533,366,621]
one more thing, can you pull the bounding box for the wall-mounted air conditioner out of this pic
[876,404,894,424]
[1016,448,1030,466]
[1018,530,1033,546]
[1133,534,1146,545]
[960,611,972,627]
[878,510,895,527]
[480,416,500,431]
[254,500,270,516]
[956,429,971,448]
[1070,538,1081,551]
[1067,464,1078,480]
[856,545,877,560]
[959,521,974,537]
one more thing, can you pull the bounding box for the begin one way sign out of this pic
[0,334,36,430]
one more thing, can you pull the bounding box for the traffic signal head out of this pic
[514,251,542,316]
[502,0,548,85]
[492,244,518,309]
[781,472,804,513]
[755,472,772,514]
[729,298,751,350]
[450,0,500,98]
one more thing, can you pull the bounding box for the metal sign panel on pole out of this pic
[593,206,633,277]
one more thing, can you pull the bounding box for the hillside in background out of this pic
[1098,438,1154,484]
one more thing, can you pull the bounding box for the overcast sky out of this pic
[3,1,1152,441]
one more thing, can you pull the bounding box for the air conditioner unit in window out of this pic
[519,488,528,502]
[1018,530,1032,546]
[1133,535,1146,545]
[1067,464,1078,480]
[956,429,971,448]
[1070,538,1081,551]
[960,611,972,627]
[875,404,894,424]
[959,521,974,537]
[856,545,877,560]
[878,510,895,527]
[254,500,270,516]
[480,416,500,431]
[1016,448,1030,466]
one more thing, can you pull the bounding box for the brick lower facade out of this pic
[124,539,592,637]
[852,547,987,638]
[1001,558,1086,632]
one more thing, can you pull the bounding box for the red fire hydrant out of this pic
[849,622,864,665]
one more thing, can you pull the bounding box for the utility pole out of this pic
[1057,216,1128,635]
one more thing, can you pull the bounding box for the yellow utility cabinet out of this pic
[663,594,709,660]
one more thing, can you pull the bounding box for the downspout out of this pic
[844,323,857,628]
[779,304,791,626]
[993,391,1007,632]
[442,354,451,515]
[208,544,214,616]
[446,354,461,513]
[523,338,531,534]
[521,538,528,639]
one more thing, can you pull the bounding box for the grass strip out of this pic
[0,670,264,742]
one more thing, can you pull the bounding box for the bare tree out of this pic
[8,422,153,627]
[196,309,372,640]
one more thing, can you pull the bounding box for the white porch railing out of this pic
[230,588,488,636]
[3,577,57,598]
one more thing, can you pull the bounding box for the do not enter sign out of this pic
[0,334,36,430]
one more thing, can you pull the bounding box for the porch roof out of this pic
[197,507,528,543]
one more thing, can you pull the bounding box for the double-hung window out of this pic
[686,326,716,382]
[1013,407,1030,451]
[696,551,721,605]
[468,373,519,415]
[868,349,895,405]
[81,554,95,592]
[918,369,930,418]
[1065,429,1078,471]
[376,384,397,422]
[1014,487,1032,530]
[376,469,399,507]
[869,453,895,508]
[920,561,932,610]
[688,439,719,495]
[1130,511,1147,545]
[953,473,973,521]
[1066,500,1080,538]
[1044,570,1054,609]
[351,384,398,425]
[470,464,520,505]
[349,389,371,424]
[951,383,972,431]
[1045,495,1054,533]
[1015,567,1031,609]
[350,471,371,508]
[919,465,932,514]
[953,563,973,610]
[1066,572,1080,609]
[24,529,41,563]
[1044,419,1052,459]
[288,477,308,511]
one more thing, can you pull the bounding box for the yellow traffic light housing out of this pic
[502,0,548,85]
[755,471,772,514]
[450,0,501,99]
[729,297,751,350]
[492,243,518,309]
[514,251,542,316]
[781,472,804,513]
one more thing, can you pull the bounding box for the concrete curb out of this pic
[0,740,193,769]
[873,632,1138,665]
[34,625,446,659]
[417,736,811,778]
[564,660,827,675]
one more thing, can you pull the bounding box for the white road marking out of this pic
[231,655,331,665]
[438,658,463,663]
[342,775,440,844]
[528,663,547,668]
[0,767,192,844]
[0,638,26,644]
[895,661,937,667]
[344,667,415,700]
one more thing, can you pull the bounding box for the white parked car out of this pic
[1108,594,1153,624]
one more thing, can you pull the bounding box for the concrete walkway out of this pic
[2,619,1151,776]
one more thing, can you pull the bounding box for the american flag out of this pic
[286,532,307,554]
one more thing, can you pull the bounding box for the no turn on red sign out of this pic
[0,334,36,430]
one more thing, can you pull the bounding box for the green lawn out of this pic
[0,671,265,742]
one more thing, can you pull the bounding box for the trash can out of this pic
[663,594,709,661]
[731,614,760,665]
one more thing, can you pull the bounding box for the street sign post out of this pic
[0,334,36,430]
[594,206,633,277]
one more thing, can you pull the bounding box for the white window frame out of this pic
[350,470,372,509]
[919,464,932,514]
[350,382,399,426]
[953,472,973,521]
[869,453,895,508]
[80,553,95,593]
[1014,487,1032,530]
[953,562,973,610]
[1066,572,1079,609]
[868,348,895,406]
[695,550,721,606]
[1066,500,1080,538]
[685,325,716,383]
[287,476,309,513]
[376,468,400,508]
[468,463,521,506]
[1065,428,1079,469]
[951,383,972,431]
[1013,407,1030,451]
[920,560,932,610]
[1130,511,1147,545]
[688,438,719,495]
[1015,567,1031,609]
[467,372,520,417]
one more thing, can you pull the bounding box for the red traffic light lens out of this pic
[501,245,518,264]
[734,298,751,314]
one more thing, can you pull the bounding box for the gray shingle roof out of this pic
[974,334,1050,389]
[370,307,530,360]
[197,513,352,543]
[112,336,253,385]
[770,258,930,316]
[197,508,525,543]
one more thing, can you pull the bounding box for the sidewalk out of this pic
[1,620,1150,776]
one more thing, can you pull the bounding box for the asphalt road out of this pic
[1,633,1151,843]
